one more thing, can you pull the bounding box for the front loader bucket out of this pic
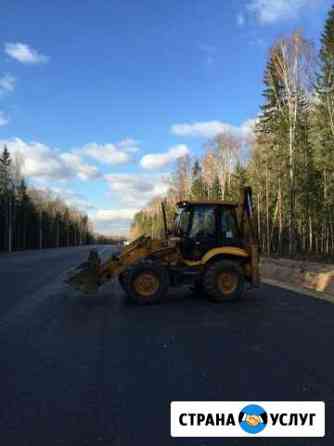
[65,249,102,294]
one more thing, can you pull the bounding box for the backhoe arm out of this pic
[239,187,260,287]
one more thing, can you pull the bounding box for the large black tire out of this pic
[124,262,169,305]
[203,260,245,303]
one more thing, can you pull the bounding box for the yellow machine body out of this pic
[66,187,260,296]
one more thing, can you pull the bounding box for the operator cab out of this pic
[175,200,242,261]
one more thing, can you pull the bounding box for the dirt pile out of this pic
[260,257,334,296]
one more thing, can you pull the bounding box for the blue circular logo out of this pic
[239,404,268,434]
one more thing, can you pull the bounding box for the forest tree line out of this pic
[0,146,97,252]
[131,5,334,259]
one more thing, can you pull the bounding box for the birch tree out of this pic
[271,32,314,255]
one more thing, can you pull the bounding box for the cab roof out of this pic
[177,200,238,208]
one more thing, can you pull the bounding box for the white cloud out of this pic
[46,187,96,211]
[3,138,72,180]
[0,111,9,126]
[116,138,140,153]
[140,144,189,170]
[0,136,140,182]
[246,0,318,24]
[0,138,101,181]
[240,118,257,136]
[237,13,245,26]
[92,219,132,237]
[91,208,141,237]
[95,208,139,222]
[4,42,49,64]
[0,74,16,94]
[170,120,255,139]
[60,153,101,181]
[105,173,170,208]
[94,174,171,235]
[79,139,139,165]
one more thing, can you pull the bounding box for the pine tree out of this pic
[315,5,334,255]
[294,93,321,253]
[0,147,14,252]
[257,58,287,139]
[0,146,12,193]
[316,4,334,141]
[255,54,287,255]
[16,179,31,250]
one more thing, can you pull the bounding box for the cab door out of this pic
[181,205,218,261]
[218,206,243,247]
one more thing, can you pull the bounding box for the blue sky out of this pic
[0,0,332,235]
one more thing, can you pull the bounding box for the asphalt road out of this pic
[0,246,333,446]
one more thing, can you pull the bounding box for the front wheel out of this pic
[203,260,245,302]
[124,263,169,305]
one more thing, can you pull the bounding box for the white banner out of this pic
[171,401,325,438]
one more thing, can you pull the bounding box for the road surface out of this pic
[0,246,333,445]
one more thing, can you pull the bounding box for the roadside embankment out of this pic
[260,257,334,301]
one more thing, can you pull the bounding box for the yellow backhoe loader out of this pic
[66,187,260,303]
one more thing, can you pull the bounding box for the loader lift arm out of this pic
[66,235,179,294]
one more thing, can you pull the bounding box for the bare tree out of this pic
[206,132,241,199]
[170,154,192,202]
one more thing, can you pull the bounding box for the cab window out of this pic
[220,208,238,240]
[189,206,216,240]
[175,208,191,236]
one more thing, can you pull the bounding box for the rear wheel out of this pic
[203,260,244,302]
[124,263,169,305]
